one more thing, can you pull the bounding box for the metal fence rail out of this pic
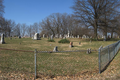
[0,47,97,79]
[98,40,120,73]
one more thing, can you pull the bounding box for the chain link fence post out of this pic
[34,49,37,80]
[114,44,115,56]
[98,47,101,73]
[108,46,110,62]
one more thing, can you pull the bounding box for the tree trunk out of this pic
[94,20,98,40]
[111,30,113,38]
[94,27,97,39]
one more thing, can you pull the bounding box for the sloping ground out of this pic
[0,51,120,80]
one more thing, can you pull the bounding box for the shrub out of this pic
[47,39,55,42]
[58,39,70,43]
[90,38,98,41]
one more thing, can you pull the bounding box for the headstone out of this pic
[69,42,73,48]
[89,48,91,53]
[55,34,58,38]
[87,48,91,54]
[50,35,53,40]
[59,34,62,38]
[77,35,79,38]
[68,30,70,38]
[33,33,40,40]
[72,36,74,38]
[53,46,58,52]
[103,36,106,41]
[18,36,21,39]
[82,35,86,39]
[63,37,66,39]
[0,34,5,44]
[43,34,45,38]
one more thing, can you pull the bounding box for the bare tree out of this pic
[40,13,77,37]
[98,0,120,39]
[40,16,55,36]
[21,23,27,37]
[33,22,39,33]
[6,19,16,37]
[26,25,32,37]
[0,18,16,37]
[113,14,120,38]
[13,23,21,36]
[71,0,120,39]
[0,0,4,17]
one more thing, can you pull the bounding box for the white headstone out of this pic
[0,34,5,44]
[51,35,53,40]
[68,30,70,38]
[43,34,45,38]
[82,35,86,39]
[55,34,58,38]
[59,34,62,38]
[77,35,79,38]
[72,36,74,38]
[34,33,40,40]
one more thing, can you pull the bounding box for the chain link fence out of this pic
[0,47,98,79]
[98,40,120,73]
[0,48,34,79]
[35,49,99,79]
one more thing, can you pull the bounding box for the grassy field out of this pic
[0,37,120,79]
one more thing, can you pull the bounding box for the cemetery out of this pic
[0,34,120,79]
[0,0,119,79]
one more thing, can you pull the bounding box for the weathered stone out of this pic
[50,35,53,40]
[77,35,79,38]
[33,33,40,40]
[87,48,91,54]
[63,37,66,39]
[69,42,73,48]
[18,36,21,39]
[0,34,5,44]
[68,30,70,38]
[43,34,45,38]
[59,34,62,38]
[53,46,58,52]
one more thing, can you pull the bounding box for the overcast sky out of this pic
[3,0,74,25]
